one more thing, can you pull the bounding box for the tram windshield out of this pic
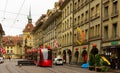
[41,48,48,60]
[41,48,52,60]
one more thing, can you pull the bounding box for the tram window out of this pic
[48,49,52,60]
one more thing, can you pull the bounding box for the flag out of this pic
[0,48,2,52]
[0,48,6,54]
[76,27,85,44]
[2,49,6,54]
[53,39,58,48]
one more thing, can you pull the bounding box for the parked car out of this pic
[0,57,4,63]
[53,57,63,65]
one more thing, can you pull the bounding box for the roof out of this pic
[23,23,34,32]
[0,23,5,35]
[2,36,23,46]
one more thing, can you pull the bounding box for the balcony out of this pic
[102,35,120,42]
[84,18,89,23]
[89,35,101,41]
[83,39,89,44]
[95,12,100,18]
[103,15,109,21]
[84,0,89,5]
[111,10,119,18]
[90,16,93,20]
[81,21,84,24]
[103,0,109,4]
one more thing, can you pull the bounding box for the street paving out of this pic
[0,59,118,73]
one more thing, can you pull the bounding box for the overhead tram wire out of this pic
[2,0,8,20]
[8,0,26,32]
[0,10,27,22]
[13,0,26,24]
[0,10,27,16]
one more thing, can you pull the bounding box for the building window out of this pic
[96,4,100,16]
[90,27,94,38]
[70,17,72,27]
[85,11,88,21]
[92,27,94,37]
[11,50,13,53]
[74,2,77,10]
[112,23,117,38]
[64,22,66,30]
[104,6,109,17]
[81,13,84,23]
[85,29,88,40]
[74,18,77,25]
[7,50,9,53]
[98,24,100,36]
[63,11,64,18]
[64,9,66,17]
[96,25,98,36]
[91,7,94,17]
[67,6,70,14]
[78,0,80,7]
[78,15,80,24]
[104,26,108,39]
[70,3,72,13]
[90,27,92,38]
[112,0,118,16]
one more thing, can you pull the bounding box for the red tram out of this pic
[32,46,52,67]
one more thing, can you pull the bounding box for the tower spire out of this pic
[27,5,32,23]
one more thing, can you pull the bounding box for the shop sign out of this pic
[111,41,118,45]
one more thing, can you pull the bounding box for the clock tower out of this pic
[23,8,34,57]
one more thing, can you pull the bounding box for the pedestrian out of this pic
[8,56,11,60]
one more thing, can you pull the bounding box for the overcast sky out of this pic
[0,0,58,36]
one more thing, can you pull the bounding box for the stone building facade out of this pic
[32,0,120,69]
[2,36,23,59]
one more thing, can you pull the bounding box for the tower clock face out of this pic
[27,34,30,38]
[26,34,31,39]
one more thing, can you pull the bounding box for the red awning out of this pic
[75,48,78,50]
[92,44,96,47]
[82,46,86,49]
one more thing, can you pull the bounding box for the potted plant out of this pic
[95,54,102,72]
[101,61,108,72]
[89,54,95,70]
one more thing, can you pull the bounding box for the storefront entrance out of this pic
[102,45,120,69]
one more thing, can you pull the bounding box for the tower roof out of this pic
[27,6,32,23]
[23,6,34,32]
[23,23,34,32]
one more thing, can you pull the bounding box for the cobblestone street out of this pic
[0,59,119,73]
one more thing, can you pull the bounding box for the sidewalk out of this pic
[65,64,120,73]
